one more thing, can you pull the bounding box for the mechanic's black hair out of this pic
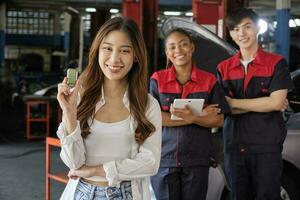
[226,8,259,30]
[164,28,194,46]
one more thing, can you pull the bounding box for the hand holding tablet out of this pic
[171,99,205,120]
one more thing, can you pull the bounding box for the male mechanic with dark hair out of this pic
[217,8,293,200]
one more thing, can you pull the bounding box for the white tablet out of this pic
[171,99,205,120]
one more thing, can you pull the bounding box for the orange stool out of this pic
[46,137,68,200]
[26,100,50,140]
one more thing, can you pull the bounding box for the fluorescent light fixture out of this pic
[289,19,296,28]
[185,12,193,17]
[110,9,119,14]
[85,8,96,13]
[163,11,181,16]
[294,18,300,26]
[258,19,268,34]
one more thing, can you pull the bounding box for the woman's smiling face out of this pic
[98,30,134,82]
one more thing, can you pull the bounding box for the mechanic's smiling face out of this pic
[165,31,194,68]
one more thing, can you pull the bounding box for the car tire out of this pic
[281,173,300,200]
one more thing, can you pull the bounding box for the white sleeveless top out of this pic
[85,116,132,182]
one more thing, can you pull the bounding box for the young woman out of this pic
[150,28,229,200]
[56,17,162,200]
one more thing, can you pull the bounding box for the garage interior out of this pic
[0,0,300,200]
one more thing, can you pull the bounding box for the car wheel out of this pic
[281,173,300,200]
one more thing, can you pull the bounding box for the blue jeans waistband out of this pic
[74,179,132,200]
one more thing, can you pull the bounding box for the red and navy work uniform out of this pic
[217,48,293,200]
[150,65,229,200]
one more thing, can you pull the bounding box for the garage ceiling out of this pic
[4,0,300,17]
[249,0,300,16]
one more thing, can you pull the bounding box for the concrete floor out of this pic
[0,139,67,200]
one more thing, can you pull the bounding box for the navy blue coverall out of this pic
[150,65,229,200]
[217,48,293,200]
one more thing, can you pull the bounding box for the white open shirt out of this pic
[57,91,162,200]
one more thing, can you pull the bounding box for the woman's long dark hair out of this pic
[77,17,155,144]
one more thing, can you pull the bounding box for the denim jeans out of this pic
[74,179,132,200]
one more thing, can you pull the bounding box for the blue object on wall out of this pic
[64,32,70,50]
[275,4,290,63]
[0,29,4,68]
[6,34,63,47]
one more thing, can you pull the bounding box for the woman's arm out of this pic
[171,104,224,128]
[161,111,192,127]
[226,89,288,113]
[56,78,85,169]
[57,120,86,170]
[57,77,80,134]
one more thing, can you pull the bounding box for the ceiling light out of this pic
[163,11,181,16]
[110,9,119,14]
[85,8,96,13]
[294,18,300,26]
[289,19,296,28]
[258,19,268,34]
[185,12,193,17]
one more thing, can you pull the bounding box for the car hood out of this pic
[161,17,237,74]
